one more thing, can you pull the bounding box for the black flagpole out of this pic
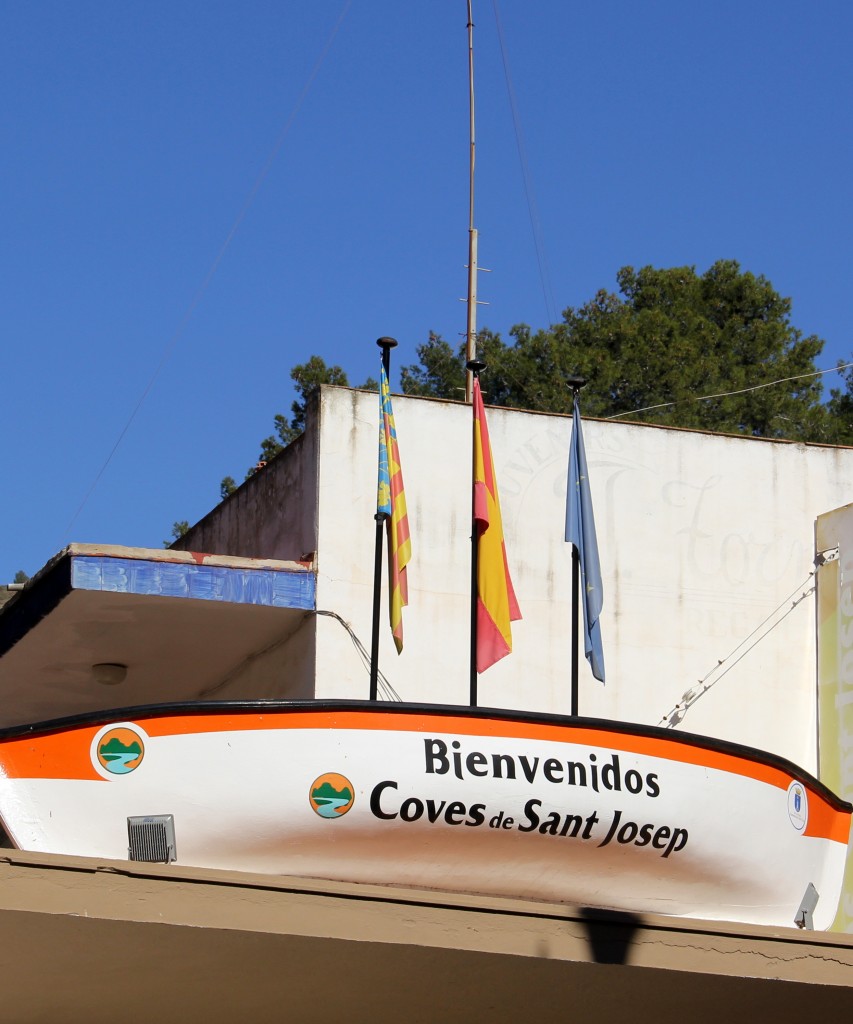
[369,336,398,701]
[467,359,486,706]
[571,545,580,718]
[567,375,586,717]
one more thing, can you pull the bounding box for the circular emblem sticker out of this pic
[309,773,355,818]
[91,724,147,778]
[787,780,808,832]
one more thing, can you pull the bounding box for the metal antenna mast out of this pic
[464,0,478,403]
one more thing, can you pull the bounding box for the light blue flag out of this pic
[565,401,605,682]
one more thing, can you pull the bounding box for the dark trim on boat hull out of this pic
[2,698,849,811]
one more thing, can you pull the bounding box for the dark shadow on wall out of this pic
[578,907,643,965]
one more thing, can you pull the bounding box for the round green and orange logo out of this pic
[94,725,146,776]
[309,773,355,818]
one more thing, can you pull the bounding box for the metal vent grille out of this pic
[127,815,176,863]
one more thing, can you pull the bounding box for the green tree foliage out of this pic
[214,356,380,512]
[249,356,377,470]
[402,262,844,443]
[213,262,848,531]
[164,521,189,548]
[400,331,467,399]
[12,570,29,585]
[265,356,351,457]
[827,363,853,445]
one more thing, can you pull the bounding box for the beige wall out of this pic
[0,850,850,1024]
[816,503,853,930]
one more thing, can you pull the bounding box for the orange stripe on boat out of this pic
[0,709,847,842]
[0,730,104,783]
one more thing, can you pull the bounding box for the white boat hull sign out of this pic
[0,704,848,928]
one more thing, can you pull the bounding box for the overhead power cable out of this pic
[606,361,853,422]
[317,610,402,702]
[658,572,816,728]
[197,607,402,702]
[491,0,558,327]
[58,1,352,547]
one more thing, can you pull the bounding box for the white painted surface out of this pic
[2,707,847,928]
[310,387,853,771]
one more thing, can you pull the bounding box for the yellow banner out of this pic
[816,503,853,932]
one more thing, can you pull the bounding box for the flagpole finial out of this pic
[377,337,398,350]
[466,359,486,377]
[566,375,587,394]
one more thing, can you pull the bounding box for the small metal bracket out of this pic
[794,882,819,929]
[815,546,839,567]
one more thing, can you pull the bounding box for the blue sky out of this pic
[3,1,852,582]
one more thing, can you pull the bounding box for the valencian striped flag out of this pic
[377,359,411,653]
[473,377,522,672]
[566,400,605,682]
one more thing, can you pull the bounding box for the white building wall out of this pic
[313,386,853,772]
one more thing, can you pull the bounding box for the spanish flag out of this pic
[377,359,411,652]
[473,378,521,672]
